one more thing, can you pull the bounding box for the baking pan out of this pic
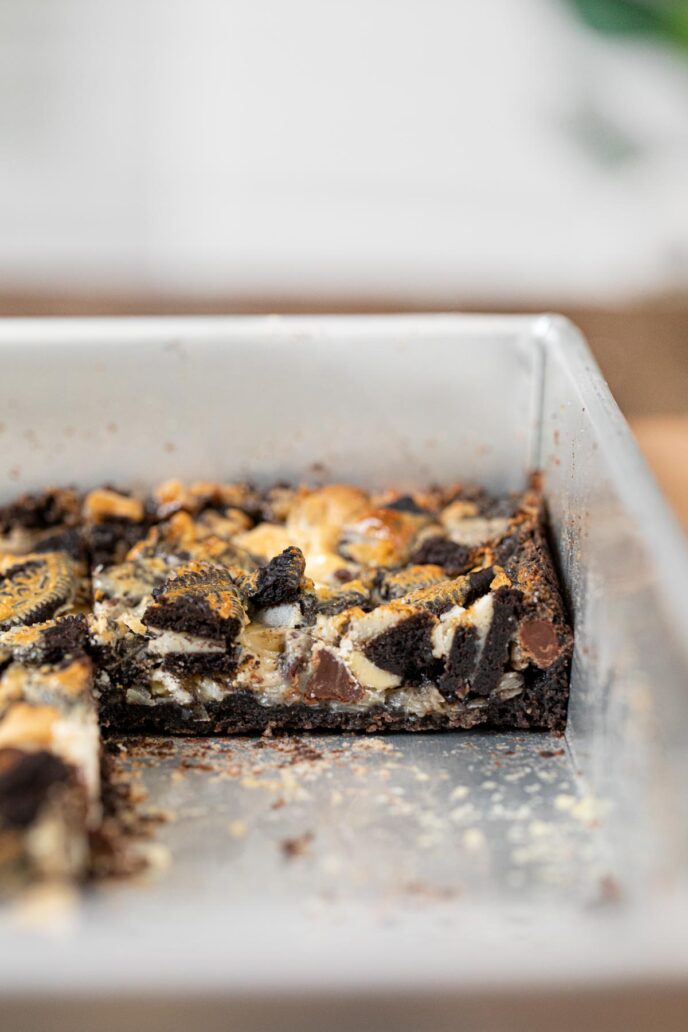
[0,315,687,1031]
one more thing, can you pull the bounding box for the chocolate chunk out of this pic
[0,749,74,829]
[250,546,306,608]
[519,619,561,668]
[363,611,436,680]
[303,647,364,704]
[410,536,472,576]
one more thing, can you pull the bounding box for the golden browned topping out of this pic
[153,478,191,517]
[83,489,144,524]
[234,523,292,561]
[288,484,370,534]
[377,564,447,600]
[489,567,512,591]
[153,479,258,518]
[338,507,423,567]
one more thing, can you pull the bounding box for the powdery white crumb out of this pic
[462,828,486,852]
[554,793,576,812]
[228,819,248,839]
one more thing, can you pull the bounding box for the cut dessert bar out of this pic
[0,478,573,884]
[90,481,572,735]
[0,492,98,884]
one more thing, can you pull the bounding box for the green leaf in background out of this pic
[566,0,688,50]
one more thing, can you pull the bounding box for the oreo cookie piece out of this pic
[0,552,77,630]
[375,564,446,602]
[315,580,371,617]
[87,521,152,570]
[362,610,436,680]
[0,614,88,667]
[437,624,480,700]
[249,546,306,609]
[409,536,473,576]
[0,489,81,535]
[143,562,247,644]
[33,528,88,564]
[82,488,151,569]
[470,587,521,696]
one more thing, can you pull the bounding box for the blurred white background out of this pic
[1,0,688,305]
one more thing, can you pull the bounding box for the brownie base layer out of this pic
[99,662,569,737]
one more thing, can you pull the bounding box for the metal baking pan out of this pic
[0,315,687,1031]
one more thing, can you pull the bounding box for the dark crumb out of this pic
[280,831,314,859]
[254,735,324,767]
[271,798,286,810]
[281,743,324,766]
[539,748,565,759]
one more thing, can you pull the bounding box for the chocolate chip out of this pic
[303,647,364,704]
[519,619,561,668]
